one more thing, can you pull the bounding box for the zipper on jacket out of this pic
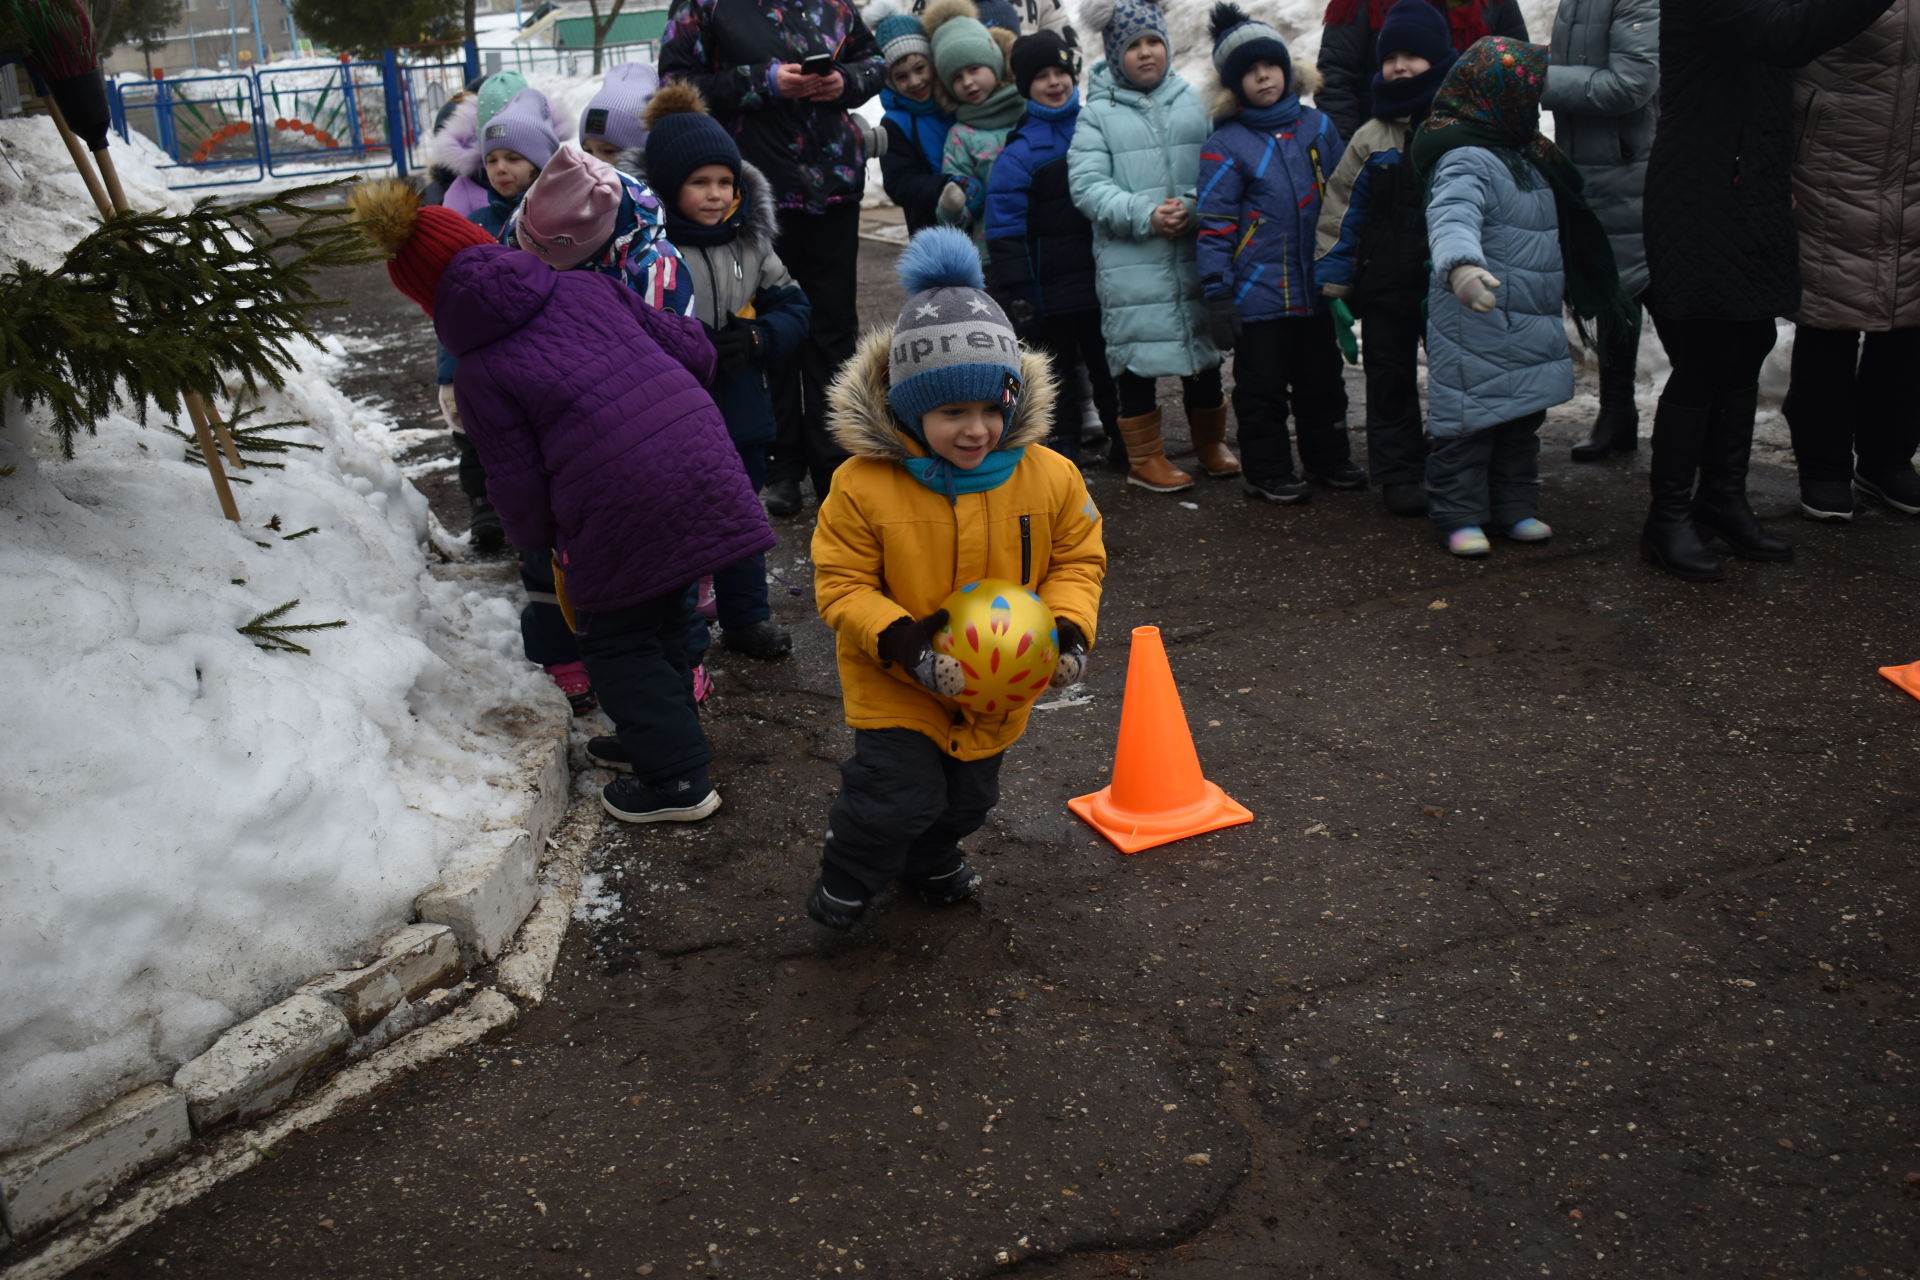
[1020,514,1032,584]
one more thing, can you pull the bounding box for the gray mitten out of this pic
[1050,618,1089,688]
[877,611,966,697]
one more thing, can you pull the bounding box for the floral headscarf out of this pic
[1411,37,1632,358]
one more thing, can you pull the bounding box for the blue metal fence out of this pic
[105,44,477,189]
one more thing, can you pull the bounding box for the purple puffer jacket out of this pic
[437,245,773,611]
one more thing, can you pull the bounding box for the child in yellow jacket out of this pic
[808,226,1107,930]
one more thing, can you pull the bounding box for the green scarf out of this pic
[1411,36,1632,358]
[956,82,1027,131]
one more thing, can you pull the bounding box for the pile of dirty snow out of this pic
[0,115,550,1155]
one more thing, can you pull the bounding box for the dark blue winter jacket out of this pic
[880,87,954,233]
[983,92,1099,320]
[1195,103,1344,322]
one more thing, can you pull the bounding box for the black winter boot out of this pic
[1692,388,1793,562]
[467,496,507,555]
[1572,359,1641,460]
[1640,398,1725,582]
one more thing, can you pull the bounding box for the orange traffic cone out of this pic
[1880,661,1920,702]
[1069,626,1253,853]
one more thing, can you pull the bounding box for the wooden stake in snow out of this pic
[20,0,249,518]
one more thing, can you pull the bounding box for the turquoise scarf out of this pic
[904,446,1027,503]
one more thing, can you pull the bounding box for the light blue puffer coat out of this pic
[1067,62,1219,379]
[1424,146,1573,438]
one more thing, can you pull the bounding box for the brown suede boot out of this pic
[1118,409,1193,492]
[1188,401,1240,477]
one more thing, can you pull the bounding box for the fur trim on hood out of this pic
[828,327,1057,461]
[426,97,482,179]
[1208,62,1322,121]
[425,91,576,179]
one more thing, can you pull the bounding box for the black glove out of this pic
[1003,295,1037,333]
[1051,617,1089,688]
[1207,295,1241,353]
[707,320,768,381]
[876,609,966,696]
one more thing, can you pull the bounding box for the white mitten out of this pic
[437,383,463,432]
[936,180,968,227]
[1448,264,1501,313]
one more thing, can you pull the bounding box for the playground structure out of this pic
[104,39,651,189]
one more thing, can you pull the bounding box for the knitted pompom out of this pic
[922,0,980,38]
[348,178,422,259]
[1077,0,1118,37]
[1208,1,1251,42]
[897,225,986,294]
[643,80,707,129]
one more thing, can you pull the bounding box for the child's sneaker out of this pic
[544,661,597,716]
[1854,467,1920,515]
[1244,473,1310,504]
[905,861,982,905]
[1446,526,1492,557]
[585,735,632,772]
[694,576,718,620]
[692,663,713,704]
[805,880,869,932]
[1506,517,1553,542]
[602,771,720,824]
[1306,461,1368,490]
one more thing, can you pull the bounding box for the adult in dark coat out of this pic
[1637,0,1897,583]
[1317,0,1528,143]
[660,0,887,514]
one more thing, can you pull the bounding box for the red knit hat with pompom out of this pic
[387,205,496,314]
[349,179,497,315]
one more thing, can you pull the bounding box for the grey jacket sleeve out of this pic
[1542,0,1659,116]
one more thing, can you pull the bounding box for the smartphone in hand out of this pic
[800,52,836,77]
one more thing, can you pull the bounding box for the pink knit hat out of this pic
[514,147,625,269]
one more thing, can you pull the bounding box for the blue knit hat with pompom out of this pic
[887,227,1022,431]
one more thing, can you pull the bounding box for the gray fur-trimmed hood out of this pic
[828,327,1058,461]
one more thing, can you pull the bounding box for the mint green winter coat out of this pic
[1067,62,1218,380]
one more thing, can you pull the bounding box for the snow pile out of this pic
[0,116,551,1154]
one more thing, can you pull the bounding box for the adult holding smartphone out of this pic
[661,0,888,516]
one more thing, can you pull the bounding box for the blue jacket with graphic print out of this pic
[1194,104,1344,323]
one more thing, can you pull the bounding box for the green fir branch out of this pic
[238,599,348,655]
[0,184,375,457]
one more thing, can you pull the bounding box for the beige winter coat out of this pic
[1791,0,1920,330]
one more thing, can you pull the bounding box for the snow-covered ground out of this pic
[0,117,549,1154]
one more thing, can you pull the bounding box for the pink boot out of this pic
[544,661,596,716]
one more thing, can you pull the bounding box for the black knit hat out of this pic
[1010,30,1078,99]
[641,82,739,205]
[1376,0,1454,69]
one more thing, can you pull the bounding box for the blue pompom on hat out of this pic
[1208,2,1292,104]
[887,227,1023,434]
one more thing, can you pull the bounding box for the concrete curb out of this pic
[0,725,591,1278]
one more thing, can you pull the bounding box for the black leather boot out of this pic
[1692,387,1793,562]
[1640,398,1725,582]
[1571,359,1641,460]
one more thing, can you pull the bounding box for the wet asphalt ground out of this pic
[70,230,1920,1279]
